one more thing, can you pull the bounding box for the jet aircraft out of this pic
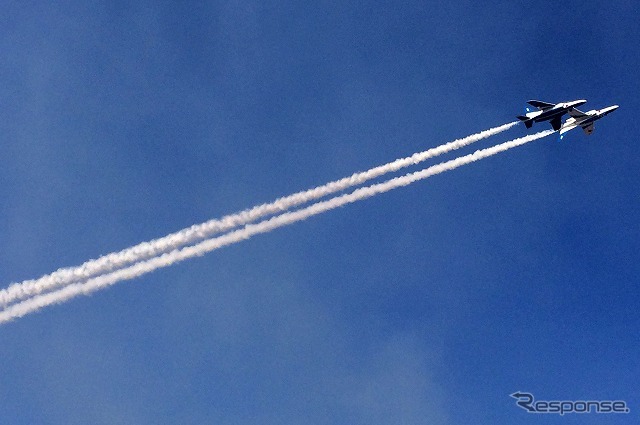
[559,105,619,137]
[517,99,587,131]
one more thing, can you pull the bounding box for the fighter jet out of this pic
[559,105,619,137]
[517,99,587,131]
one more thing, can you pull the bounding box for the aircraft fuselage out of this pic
[559,105,619,136]
[518,99,587,130]
[526,100,587,122]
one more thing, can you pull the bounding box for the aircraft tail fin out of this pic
[517,116,533,128]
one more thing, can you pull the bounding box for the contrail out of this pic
[0,129,552,324]
[0,121,518,307]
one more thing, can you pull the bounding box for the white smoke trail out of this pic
[0,129,552,324]
[0,121,518,307]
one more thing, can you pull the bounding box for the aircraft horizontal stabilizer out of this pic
[517,116,533,128]
[527,100,555,109]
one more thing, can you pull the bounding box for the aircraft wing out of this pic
[569,108,588,118]
[550,115,562,131]
[527,100,555,109]
[582,122,595,135]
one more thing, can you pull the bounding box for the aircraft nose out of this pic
[574,99,588,106]
[598,105,619,116]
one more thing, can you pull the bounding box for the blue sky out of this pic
[1,1,638,424]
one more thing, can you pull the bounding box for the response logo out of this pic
[510,392,630,415]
